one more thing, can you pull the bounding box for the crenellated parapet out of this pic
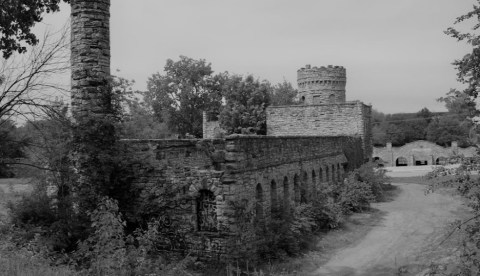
[297,64,346,105]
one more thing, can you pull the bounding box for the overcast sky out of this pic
[34,0,476,113]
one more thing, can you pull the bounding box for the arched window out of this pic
[283,176,289,207]
[312,170,317,196]
[337,164,342,182]
[396,157,408,167]
[319,167,323,183]
[256,184,264,225]
[436,157,447,165]
[331,164,336,183]
[270,180,277,212]
[197,190,218,232]
[293,174,300,203]
[301,171,308,203]
[325,166,329,182]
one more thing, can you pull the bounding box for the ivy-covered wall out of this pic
[125,135,365,260]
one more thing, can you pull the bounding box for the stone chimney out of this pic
[451,141,458,152]
[386,142,392,151]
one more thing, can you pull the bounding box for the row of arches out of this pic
[374,156,449,167]
[255,162,344,223]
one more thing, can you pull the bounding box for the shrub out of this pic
[76,197,127,275]
[337,174,375,213]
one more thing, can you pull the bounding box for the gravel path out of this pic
[314,173,468,275]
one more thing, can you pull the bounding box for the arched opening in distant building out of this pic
[436,157,447,165]
[415,157,428,166]
[396,157,408,167]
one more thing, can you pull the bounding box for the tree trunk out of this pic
[70,0,113,211]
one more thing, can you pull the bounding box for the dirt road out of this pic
[314,171,469,276]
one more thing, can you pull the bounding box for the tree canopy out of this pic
[144,56,224,138]
[219,74,271,135]
[0,0,70,59]
[371,107,470,147]
[269,80,298,106]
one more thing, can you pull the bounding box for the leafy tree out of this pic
[372,125,387,146]
[426,114,471,147]
[0,0,70,59]
[269,80,298,106]
[144,56,224,138]
[445,3,480,103]
[438,89,477,118]
[219,74,272,135]
[417,107,433,124]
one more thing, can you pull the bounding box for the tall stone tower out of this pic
[297,64,346,105]
[70,0,113,210]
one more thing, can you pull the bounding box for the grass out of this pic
[0,178,33,223]
[0,178,79,276]
[0,250,78,276]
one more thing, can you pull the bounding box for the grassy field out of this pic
[0,178,79,276]
[0,178,33,223]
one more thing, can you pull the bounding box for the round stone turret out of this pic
[297,64,346,105]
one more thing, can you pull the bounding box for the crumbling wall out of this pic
[124,135,364,260]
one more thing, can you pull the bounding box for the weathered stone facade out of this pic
[71,0,111,122]
[121,65,372,260]
[267,101,372,158]
[126,135,365,260]
[373,140,477,166]
[267,64,372,159]
[67,0,373,263]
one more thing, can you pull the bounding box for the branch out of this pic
[438,213,480,246]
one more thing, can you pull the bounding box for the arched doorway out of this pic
[396,157,408,167]
[436,157,447,165]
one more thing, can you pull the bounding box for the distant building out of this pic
[373,140,476,167]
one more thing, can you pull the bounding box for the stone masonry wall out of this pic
[125,135,364,260]
[297,65,346,105]
[71,0,111,122]
[266,101,372,158]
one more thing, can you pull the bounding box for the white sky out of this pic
[33,0,476,113]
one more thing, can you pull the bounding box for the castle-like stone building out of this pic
[132,64,372,260]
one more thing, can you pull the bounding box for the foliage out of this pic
[424,158,480,275]
[0,0,70,59]
[445,0,480,103]
[0,236,78,276]
[269,80,298,106]
[229,162,390,268]
[371,106,472,147]
[426,115,471,147]
[219,74,272,135]
[336,174,375,213]
[438,89,477,118]
[76,197,127,275]
[0,119,28,177]
[0,28,69,125]
[144,56,224,137]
